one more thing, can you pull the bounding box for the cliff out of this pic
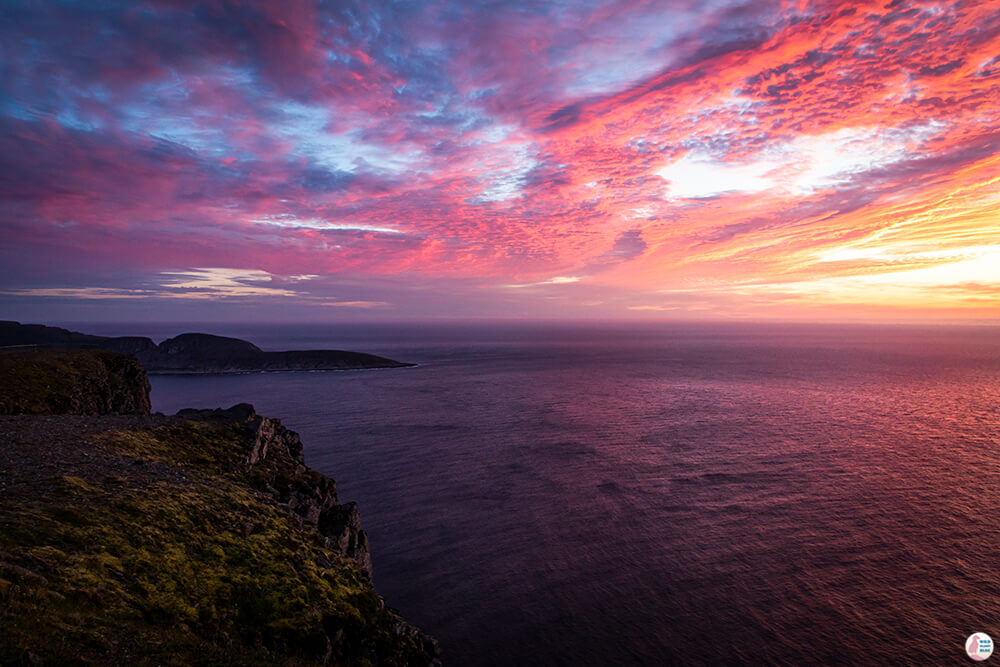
[174,404,375,576]
[0,351,439,665]
[0,349,151,416]
[0,322,414,373]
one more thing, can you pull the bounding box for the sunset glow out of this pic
[2,0,999,321]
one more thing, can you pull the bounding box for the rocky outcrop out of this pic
[95,352,152,415]
[0,349,151,416]
[320,502,371,574]
[0,322,413,373]
[178,404,373,576]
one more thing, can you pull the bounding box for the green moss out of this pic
[100,421,247,474]
[57,475,101,496]
[0,423,432,666]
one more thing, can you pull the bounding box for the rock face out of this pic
[0,349,151,416]
[0,322,413,373]
[94,352,152,415]
[178,403,374,575]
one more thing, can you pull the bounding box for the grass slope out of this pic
[0,419,433,666]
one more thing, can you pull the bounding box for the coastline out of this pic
[0,322,414,375]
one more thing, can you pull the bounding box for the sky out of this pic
[1,0,999,323]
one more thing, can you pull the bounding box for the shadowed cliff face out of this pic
[0,349,151,415]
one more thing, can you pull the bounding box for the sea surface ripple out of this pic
[134,322,1000,665]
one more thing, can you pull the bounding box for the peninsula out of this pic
[0,321,413,374]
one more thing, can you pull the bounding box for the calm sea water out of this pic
[81,321,1000,665]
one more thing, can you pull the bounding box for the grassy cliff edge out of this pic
[0,351,439,666]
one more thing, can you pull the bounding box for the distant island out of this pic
[0,321,413,374]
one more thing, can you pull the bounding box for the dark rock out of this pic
[320,502,372,574]
[176,402,257,423]
[99,351,153,415]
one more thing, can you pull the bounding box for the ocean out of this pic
[79,321,1000,665]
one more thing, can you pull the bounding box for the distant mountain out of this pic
[0,321,413,373]
[0,320,107,348]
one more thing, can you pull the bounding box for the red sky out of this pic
[1,0,999,322]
